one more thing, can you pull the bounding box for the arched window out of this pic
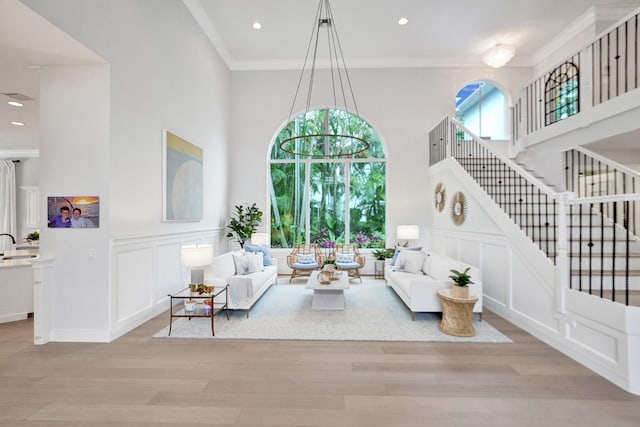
[544,61,579,126]
[455,82,507,140]
[269,108,386,248]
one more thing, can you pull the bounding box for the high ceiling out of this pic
[1,0,638,154]
[188,0,633,70]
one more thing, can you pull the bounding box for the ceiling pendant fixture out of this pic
[482,43,516,68]
[279,0,369,158]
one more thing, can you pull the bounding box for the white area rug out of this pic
[153,280,511,343]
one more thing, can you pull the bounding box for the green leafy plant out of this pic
[448,267,474,287]
[226,203,263,248]
[26,230,39,241]
[372,248,394,260]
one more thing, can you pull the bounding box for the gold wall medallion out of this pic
[434,182,446,212]
[450,191,468,225]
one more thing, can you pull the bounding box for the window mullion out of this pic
[344,162,351,244]
[305,162,311,244]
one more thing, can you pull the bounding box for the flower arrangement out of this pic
[26,230,40,242]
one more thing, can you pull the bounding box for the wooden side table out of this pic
[438,288,478,337]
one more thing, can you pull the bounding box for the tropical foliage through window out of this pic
[270,109,386,248]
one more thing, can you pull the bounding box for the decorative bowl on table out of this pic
[317,270,332,285]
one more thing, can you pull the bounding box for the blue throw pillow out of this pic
[244,244,272,266]
[390,246,422,266]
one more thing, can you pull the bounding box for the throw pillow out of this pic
[296,253,316,264]
[249,250,264,270]
[335,252,355,263]
[232,253,260,275]
[390,246,423,266]
[244,244,272,266]
[395,250,426,274]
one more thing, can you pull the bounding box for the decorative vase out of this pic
[450,286,469,298]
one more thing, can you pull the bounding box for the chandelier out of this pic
[279,0,370,158]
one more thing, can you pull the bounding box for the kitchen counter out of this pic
[0,249,39,268]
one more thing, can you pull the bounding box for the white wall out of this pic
[24,0,232,341]
[230,67,532,247]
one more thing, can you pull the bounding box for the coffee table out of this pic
[305,270,350,310]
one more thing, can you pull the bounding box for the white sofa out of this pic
[206,250,278,317]
[385,250,483,320]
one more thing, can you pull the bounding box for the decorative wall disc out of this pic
[434,182,446,212]
[450,191,468,225]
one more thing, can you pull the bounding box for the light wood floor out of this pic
[1,306,640,426]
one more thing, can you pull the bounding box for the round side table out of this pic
[438,288,478,337]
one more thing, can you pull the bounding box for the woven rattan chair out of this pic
[287,244,322,282]
[333,243,365,282]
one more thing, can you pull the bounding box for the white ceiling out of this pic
[1,0,639,155]
[187,0,635,70]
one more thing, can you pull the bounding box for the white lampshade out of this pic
[397,225,419,240]
[181,244,214,267]
[251,232,270,246]
[482,44,516,68]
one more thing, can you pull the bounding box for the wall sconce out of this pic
[181,244,213,285]
[251,232,270,246]
[482,44,516,68]
[397,225,419,246]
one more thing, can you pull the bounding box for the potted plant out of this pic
[372,248,394,279]
[226,203,263,248]
[448,267,474,298]
[372,248,394,261]
[26,230,39,243]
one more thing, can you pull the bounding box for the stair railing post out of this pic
[555,192,572,314]
[446,116,452,159]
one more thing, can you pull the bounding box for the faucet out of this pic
[0,233,16,256]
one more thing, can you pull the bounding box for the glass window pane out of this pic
[270,108,386,248]
[269,163,306,248]
[350,162,386,248]
[309,162,345,244]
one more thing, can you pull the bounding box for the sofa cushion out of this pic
[390,246,422,266]
[292,261,319,269]
[244,244,272,266]
[336,261,360,269]
[395,250,426,274]
[211,252,237,278]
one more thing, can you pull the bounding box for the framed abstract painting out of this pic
[162,130,203,221]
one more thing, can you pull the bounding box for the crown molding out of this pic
[183,0,233,68]
[0,149,39,159]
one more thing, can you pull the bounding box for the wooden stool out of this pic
[438,288,478,337]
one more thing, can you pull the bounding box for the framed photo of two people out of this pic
[47,196,99,228]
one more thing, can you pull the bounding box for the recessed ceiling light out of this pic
[252,22,262,30]
[398,17,408,25]
[11,121,25,126]
[8,101,23,107]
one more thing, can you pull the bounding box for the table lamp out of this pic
[181,244,213,285]
[251,232,270,246]
[397,225,419,246]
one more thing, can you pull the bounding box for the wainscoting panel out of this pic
[110,229,220,341]
[115,247,154,323]
[478,240,509,306]
[155,242,182,305]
